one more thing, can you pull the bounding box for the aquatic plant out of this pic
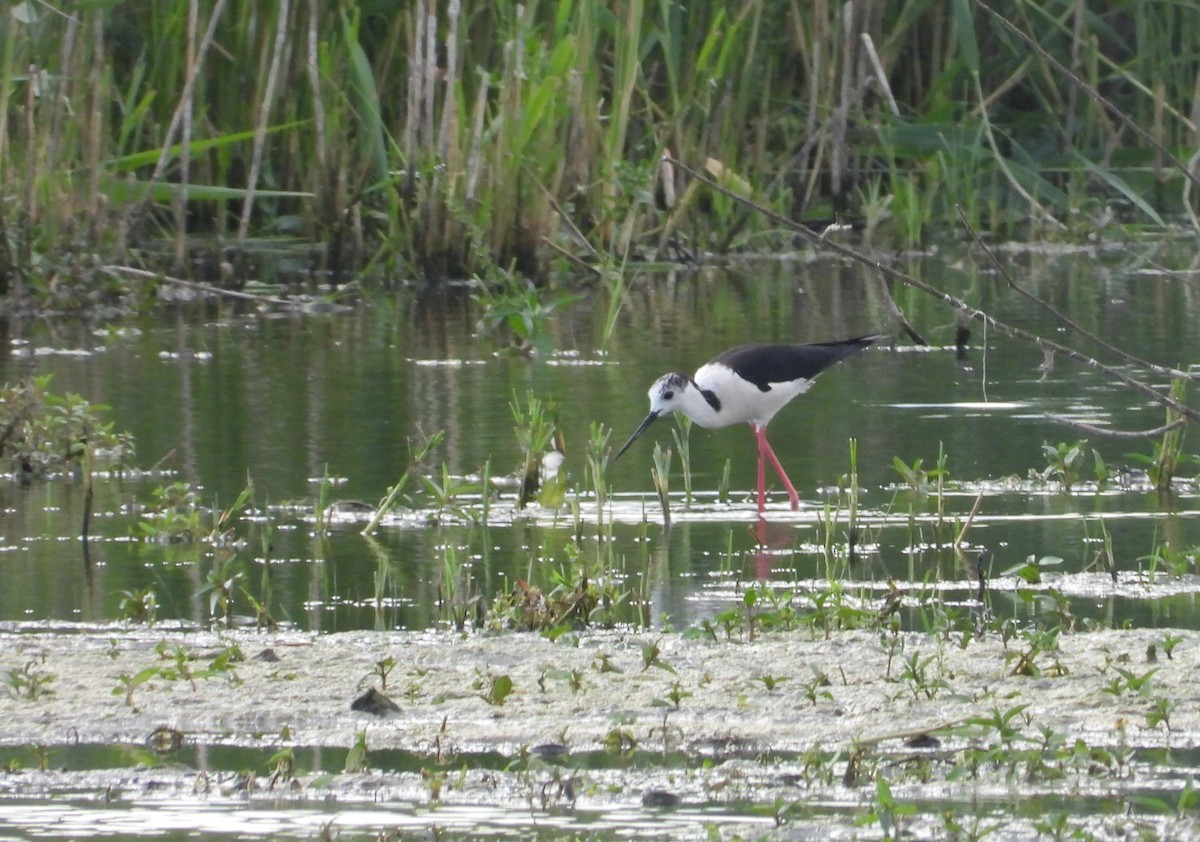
[361,428,444,534]
[117,587,159,625]
[1035,440,1091,491]
[899,651,948,701]
[2,661,55,700]
[0,376,134,481]
[198,553,245,628]
[640,639,675,674]
[670,415,694,509]
[436,543,481,633]
[856,775,915,840]
[649,441,672,528]
[112,666,159,710]
[1145,697,1176,733]
[510,391,558,508]
[1127,379,1195,491]
[798,669,834,707]
[475,671,514,706]
[369,656,397,692]
[472,271,578,355]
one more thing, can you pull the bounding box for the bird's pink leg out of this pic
[755,431,767,513]
[755,424,800,510]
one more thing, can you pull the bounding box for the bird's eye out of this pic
[663,390,674,400]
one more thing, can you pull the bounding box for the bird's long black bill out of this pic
[610,411,659,465]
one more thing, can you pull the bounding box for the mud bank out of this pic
[3,625,1199,752]
[2,625,1199,840]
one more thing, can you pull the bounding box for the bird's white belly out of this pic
[693,364,813,428]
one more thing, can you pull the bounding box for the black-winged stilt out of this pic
[613,335,883,512]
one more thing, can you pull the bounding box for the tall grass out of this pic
[1,0,1198,295]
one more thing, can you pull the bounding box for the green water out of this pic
[2,244,1199,632]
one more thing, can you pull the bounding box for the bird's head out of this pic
[611,373,692,463]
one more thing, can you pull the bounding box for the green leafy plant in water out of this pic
[1145,696,1176,732]
[138,481,205,541]
[640,639,675,674]
[804,583,874,639]
[650,441,672,528]
[1006,627,1067,678]
[716,457,732,504]
[855,774,914,840]
[344,729,369,773]
[361,428,444,535]
[755,674,787,692]
[1034,440,1095,491]
[653,680,691,710]
[890,454,947,493]
[198,554,245,628]
[798,668,833,706]
[117,587,158,625]
[139,478,254,544]
[1100,664,1158,698]
[370,656,397,691]
[584,421,612,534]
[1001,554,1064,585]
[436,543,481,632]
[1132,775,1200,819]
[511,391,558,508]
[475,671,514,706]
[670,415,693,509]
[113,666,159,710]
[153,640,243,689]
[266,746,295,789]
[486,545,628,632]
[472,270,577,355]
[422,462,479,521]
[603,728,637,758]
[1153,633,1183,661]
[3,661,55,700]
[0,375,135,480]
[899,651,948,701]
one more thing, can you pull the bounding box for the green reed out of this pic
[4,0,1200,292]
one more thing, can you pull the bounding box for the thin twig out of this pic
[1044,416,1186,440]
[956,206,1197,382]
[872,270,928,345]
[100,265,292,305]
[955,492,984,551]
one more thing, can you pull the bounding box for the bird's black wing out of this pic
[712,335,882,392]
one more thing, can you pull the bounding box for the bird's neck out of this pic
[680,382,724,428]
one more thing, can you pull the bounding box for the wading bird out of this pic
[613,335,883,512]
